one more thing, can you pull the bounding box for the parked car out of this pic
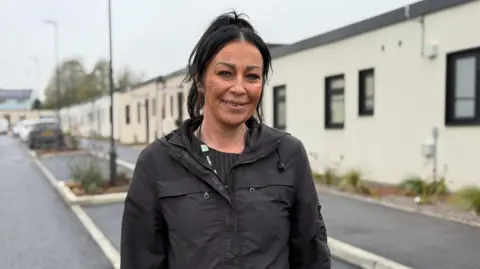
[18,119,36,142]
[27,118,64,149]
[0,118,9,135]
[11,121,24,137]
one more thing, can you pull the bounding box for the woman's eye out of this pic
[218,71,231,77]
[246,74,260,80]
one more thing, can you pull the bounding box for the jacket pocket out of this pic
[234,169,295,247]
[157,179,222,233]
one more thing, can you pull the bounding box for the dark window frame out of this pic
[125,104,130,124]
[273,85,286,130]
[358,68,375,116]
[445,47,480,126]
[325,74,345,129]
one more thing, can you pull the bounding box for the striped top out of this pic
[192,135,240,185]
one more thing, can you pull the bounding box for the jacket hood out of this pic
[164,116,288,158]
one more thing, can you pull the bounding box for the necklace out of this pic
[196,124,248,150]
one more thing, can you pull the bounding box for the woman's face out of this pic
[201,40,263,128]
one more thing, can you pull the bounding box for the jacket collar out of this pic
[165,115,287,159]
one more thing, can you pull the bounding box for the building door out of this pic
[145,99,150,143]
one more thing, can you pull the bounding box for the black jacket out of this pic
[120,117,331,269]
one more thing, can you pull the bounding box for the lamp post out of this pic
[43,19,61,124]
[108,0,118,186]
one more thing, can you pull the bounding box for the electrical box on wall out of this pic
[424,42,438,59]
[421,138,435,159]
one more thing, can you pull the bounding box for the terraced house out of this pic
[0,89,54,126]
[59,0,480,189]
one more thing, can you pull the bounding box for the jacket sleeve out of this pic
[289,140,331,269]
[120,148,168,269]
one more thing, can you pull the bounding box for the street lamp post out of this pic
[43,19,61,124]
[108,0,118,186]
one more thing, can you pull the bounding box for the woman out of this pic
[121,11,331,269]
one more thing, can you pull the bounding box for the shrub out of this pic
[69,157,104,195]
[64,130,80,150]
[340,169,371,195]
[454,187,480,215]
[399,175,450,199]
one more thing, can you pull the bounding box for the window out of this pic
[125,105,130,124]
[446,47,480,125]
[273,85,286,130]
[137,102,141,123]
[109,105,112,124]
[325,74,345,129]
[152,98,156,116]
[161,92,166,119]
[170,95,174,117]
[177,92,184,120]
[359,68,374,116]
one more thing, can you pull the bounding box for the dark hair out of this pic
[184,11,272,122]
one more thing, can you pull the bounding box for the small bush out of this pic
[399,175,450,198]
[69,157,104,195]
[312,172,324,184]
[323,168,337,186]
[312,167,338,186]
[340,169,371,195]
[64,130,80,150]
[455,187,480,215]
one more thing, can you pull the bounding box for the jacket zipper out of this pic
[169,139,227,192]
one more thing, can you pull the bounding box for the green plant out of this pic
[399,174,450,202]
[69,157,104,195]
[312,172,324,183]
[454,187,480,215]
[399,175,425,195]
[340,169,371,195]
[323,167,336,186]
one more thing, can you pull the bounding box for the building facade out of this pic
[263,0,480,189]
[56,0,480,189]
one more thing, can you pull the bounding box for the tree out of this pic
[43,58,88,109]
[32,98,42,110]
[43,58,145,108]
[116,66,145,90]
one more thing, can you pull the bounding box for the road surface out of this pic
[0,135,112,269]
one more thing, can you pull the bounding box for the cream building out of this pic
[54,0,480,189]
[263,0,480,189]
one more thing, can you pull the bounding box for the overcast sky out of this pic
[1,0,416,99]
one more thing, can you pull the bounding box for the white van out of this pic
[0,117,9,135]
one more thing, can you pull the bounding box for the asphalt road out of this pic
[0,135,112,269]
[319,190,480,269]
[87,138,480,269]
[83,203,359,269]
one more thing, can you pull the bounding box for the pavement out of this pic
[83,138,480,269]
[0,135,112,269]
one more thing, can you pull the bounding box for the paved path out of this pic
[0,136,112,269]
[83,203,359,269]
[89,139,480,269]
